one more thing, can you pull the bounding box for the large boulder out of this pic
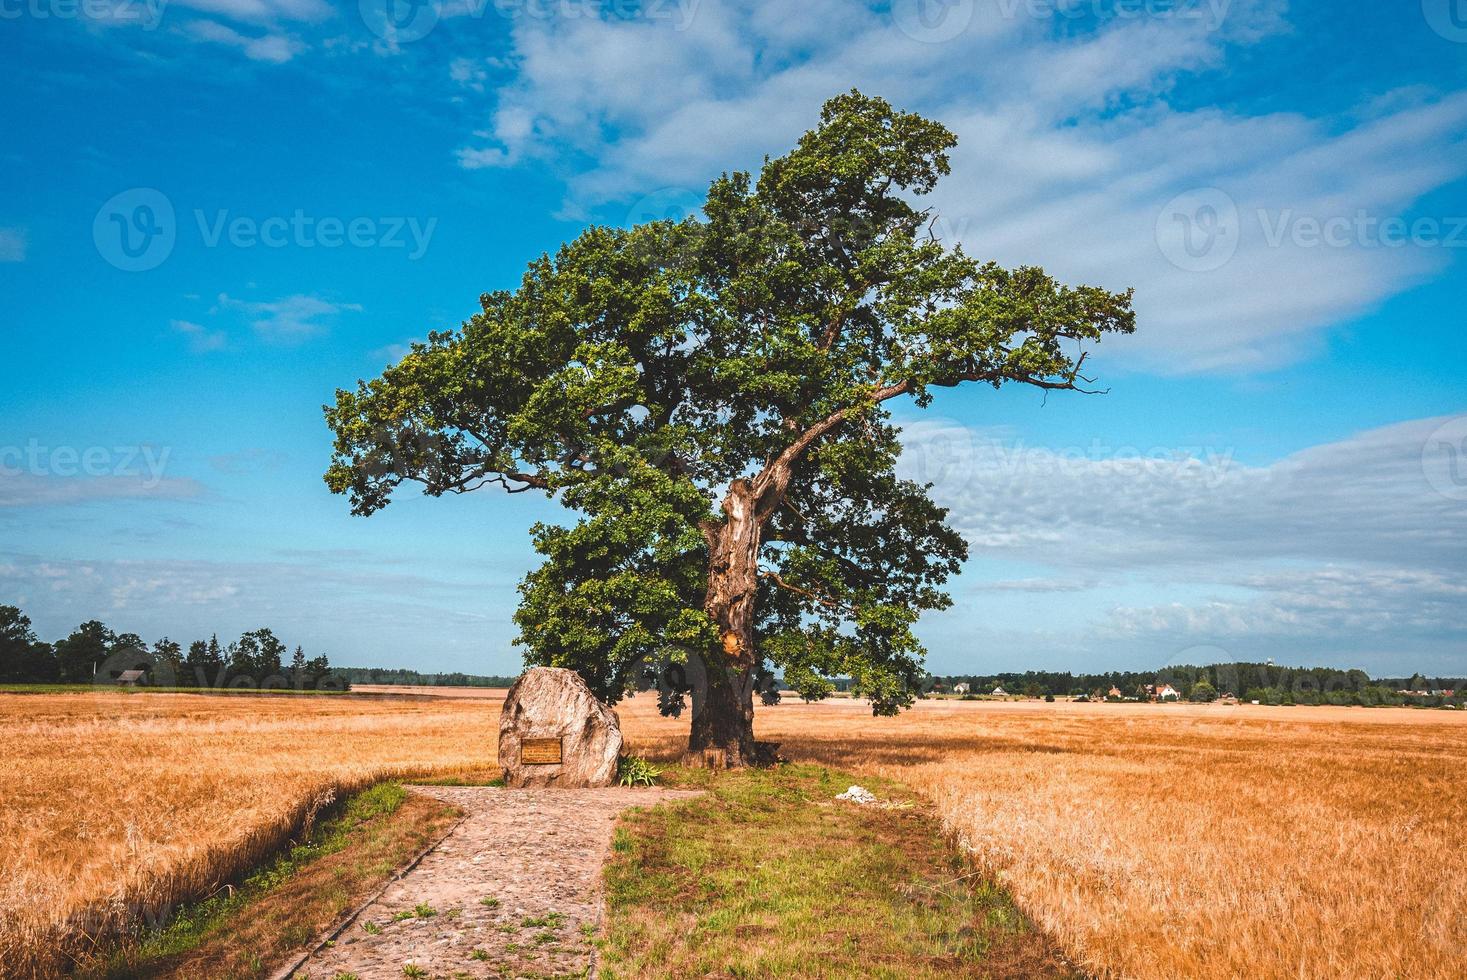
[499,667,623,788]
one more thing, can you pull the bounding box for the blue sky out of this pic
[2,0,1465,677]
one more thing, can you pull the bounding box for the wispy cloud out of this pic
[452,0,1466,373]
[171,318,228,352]
[0,227,27,263]
[901,414,1467,575]
[0,470,203,508]
[184,19,308,62]
[0,552,515,671]
[214,292,362,342]
[209,448,289,474]
[900,413,1467,670]
[174,0,332,24]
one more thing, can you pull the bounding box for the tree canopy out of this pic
[324,91,1135,763]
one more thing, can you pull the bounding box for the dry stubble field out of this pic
[3,688,1464,978]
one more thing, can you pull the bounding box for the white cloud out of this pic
[901,414,1467,574]
[208,448,289,474]
[449,56,491,92]
[173,0,332,24]
[0,470,203,508]
[455,0,1467,373]
[1105,567,1467,641]
[369,338,420,363]
[171,318,228,352]
[185,19,308,62]
[899,413,1467,669]
[0,552,517,672]
[214,292,362,341]
[0,227,26,262]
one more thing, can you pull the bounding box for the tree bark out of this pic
[685,403,876,766]
[687,479,763,767]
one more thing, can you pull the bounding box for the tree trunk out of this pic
[687,479,764,767]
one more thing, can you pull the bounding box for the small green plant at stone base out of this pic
[403,964,427,978]
[361,921,382,935]
[617,756,663,788]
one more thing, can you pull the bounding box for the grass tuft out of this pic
[599,764,1073,979]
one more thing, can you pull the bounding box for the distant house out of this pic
[991,686,1008,697]
[1218,693,1239,705]
[953,682,970,694]
[1107,685,1124,699]
[1154,683,1181,701]
[115,669,146,687]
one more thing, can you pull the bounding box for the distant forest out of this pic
[334,661,1467,710]
[0,604,339,690]
[926,663,1466,707]
[6,603,1462,710]
[333,666,522,688]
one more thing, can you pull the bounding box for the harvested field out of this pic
[2,690,1464,978]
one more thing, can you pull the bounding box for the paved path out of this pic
[291,785,700,980]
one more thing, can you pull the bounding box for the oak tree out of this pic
[324,91,1134,766]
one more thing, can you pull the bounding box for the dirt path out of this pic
[290,785,701,980]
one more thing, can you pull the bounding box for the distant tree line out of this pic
[928,663,1467,708]
[0,604,341,690]
[332,666,521,688]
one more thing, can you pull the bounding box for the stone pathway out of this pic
[289,785,701,980]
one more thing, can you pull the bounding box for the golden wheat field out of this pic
[3,690,1465,978]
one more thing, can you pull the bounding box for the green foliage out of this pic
[4,604,341,691]
[0,605,55,683]
[616,755,664,787]
[53,620,115,683]
[323,90,1134,721]
[599,764,1052,977]
[333,666,521,687]
[929,664,1466,708]
[1189,680,1218,703]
